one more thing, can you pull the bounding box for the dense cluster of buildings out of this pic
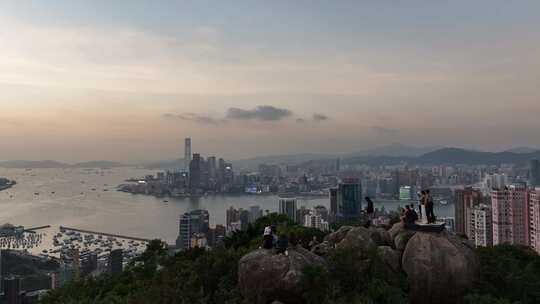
[454,160,540,253]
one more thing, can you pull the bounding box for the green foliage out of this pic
[465,245,540,304]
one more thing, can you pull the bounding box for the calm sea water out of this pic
[0,168,454,244]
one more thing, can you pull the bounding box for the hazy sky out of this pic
[1,1,539,162]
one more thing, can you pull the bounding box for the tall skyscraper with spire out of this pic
[184,138,192,171]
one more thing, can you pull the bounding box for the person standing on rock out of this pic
[365,196,375,219]
[271,225,278,248]
[418,191,425,219]
[276,233,289,256]
[426,190,436,223]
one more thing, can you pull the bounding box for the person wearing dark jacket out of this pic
[365,196,375,219]
[425,190,436,223]
[276,234,289,255]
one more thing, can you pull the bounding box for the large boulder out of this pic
[335,227,377,258]
[394,230,416,251]
[402,231,479,304]
[311,241,331,256]
[377,246,402,272]
[238,247,327,304]
[324,226,353,245]
[388,222,416,250]
[370,227,392,246]
[388,222,405,240]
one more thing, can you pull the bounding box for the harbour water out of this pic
[0,168,454,244]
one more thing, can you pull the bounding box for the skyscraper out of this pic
[337,178,362,221]
[329,188,338,220]
[530,159,540,187]
[492,184,529,246]
[470,204,493,247]
[184,138,192,171]
[176,210,210,250]
[279,197,297,222]
[528,187,540,254]
[108,249,123,275]
[454,187,483,236]
[190,153,202,193]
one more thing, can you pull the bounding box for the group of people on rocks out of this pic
[261,225,321,255]
[400,189,437,226]
[262,225,291,255]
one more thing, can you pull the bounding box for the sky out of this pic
[0,1,539,162]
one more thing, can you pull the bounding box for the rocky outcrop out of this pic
[335,227,377,258]
[238,247,327,304]
[371,227,393,247]
[311,241,331,256]
[377,246,401,272]
[242,223,479,304]
[402,231,479,304]
[324,225,352,245]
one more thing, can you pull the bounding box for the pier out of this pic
[24,225,51,233]
[59,226,153,242]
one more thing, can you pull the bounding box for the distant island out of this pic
[0,160,126,169]
[0,178,16,191]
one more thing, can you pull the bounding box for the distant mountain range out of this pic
[233,144,443,170]
[1,144,539,169]
[344,147,540,167]
[0,160,126,169]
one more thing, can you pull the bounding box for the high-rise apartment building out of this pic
[492,184,529,246]
[454,187,483,236]
[529,187,540,254]
[470,204,493,247]
[304,211,330,231]
[176,210,210,250]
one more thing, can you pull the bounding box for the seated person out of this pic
[403,205,418,229]
[262,226,274,250]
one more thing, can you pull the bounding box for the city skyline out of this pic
[1,1,540,162]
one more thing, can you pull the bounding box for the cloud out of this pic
[313,113,329,122]
[371,126,399,137]
[226,105,292,121]
[162,113,224,125]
